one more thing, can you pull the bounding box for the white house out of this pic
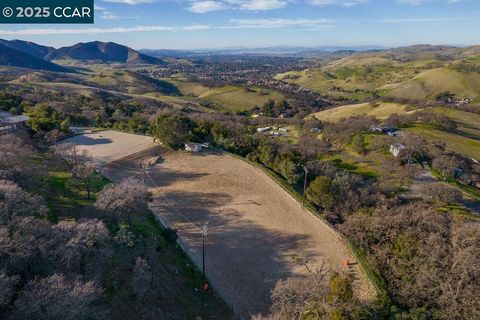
[185,143,202,153]
[257,127,271,133]
[390,143,406,157]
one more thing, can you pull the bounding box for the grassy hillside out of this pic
[382,67,480,102]
[169,79,287,111]
[311,100,480,160]
[278,45,480,103]
[311,102,412,122]
[87,70,180,95]
[408,124,480,159]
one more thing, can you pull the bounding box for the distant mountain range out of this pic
[0,43,68,72]
[0,39,165,72]
[45,41,165,65]
[141,45,388,57]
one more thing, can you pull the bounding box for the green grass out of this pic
[383,67,480,101]
[46,170,110,221]
[169,79,288,111]
[311,102,411,122]
[431,169,480,200]
[408,124,480,159]
[433,107,480,139]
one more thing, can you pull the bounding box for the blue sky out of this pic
[0,0,478,49]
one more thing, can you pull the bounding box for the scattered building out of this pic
[257,127,271,133]
[0,112,30,135]
[278,128,289,132]
[369,125,394,134]
[387,130,405,138]
[390,143,406,157]
[185,142,202,153]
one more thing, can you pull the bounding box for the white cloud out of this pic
[308,0,368,7]
[94,5,108,10]
[237,0,288,10]
[188,0,289,12]
[227,18,333,28]
[0,26,176,35]
[188,1,227,12]
[0,25,216,35]
[100,12,121,20]
[102,0,157,4]
[381,16,467,23]
[182,24,211,30]
[397,0,467,4]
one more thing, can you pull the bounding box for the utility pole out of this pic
[202,222,208,280]
[140,163,147,206]
[302,165,309,201]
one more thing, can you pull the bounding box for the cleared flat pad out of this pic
[60,130,157,166]
[141,151,375,319]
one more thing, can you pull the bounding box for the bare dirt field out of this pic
[104,149,376,319]
[63,131,375,319]
[59,130,157,166]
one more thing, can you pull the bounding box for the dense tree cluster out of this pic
[254,263,366,320]
[341,203,480,319]
[0,134,191,319]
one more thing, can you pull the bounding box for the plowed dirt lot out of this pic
[65,131,375,319]
[106,150,376,319]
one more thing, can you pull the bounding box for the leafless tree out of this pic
[53,219,110,276]
[0,269,19,309]
[54,143,92,166]
[10,274,102,320]
[401,133,428,163]
[132,257,153,300]
[420,183,463,204]
[341,202,480,319]
[72,163,100,200]
[0,134,34,178]
[95,177,148,223]
[0,180,48,224]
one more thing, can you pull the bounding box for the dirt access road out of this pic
[64,130,376,319]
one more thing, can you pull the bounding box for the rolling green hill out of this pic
[382,67,480,103]
[311,102,412,122]
[278,45,480,103]
[168,79,287,111]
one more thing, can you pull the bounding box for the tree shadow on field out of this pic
[101,152,325,318]
[146,167,209,188]
[151,189,316,319]
[67,135,113,146]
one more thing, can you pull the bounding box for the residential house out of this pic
[185,143,202,153]
[257,127,271,133]
[390,143,406,157]
[0,112,30,135]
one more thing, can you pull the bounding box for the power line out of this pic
[144,166,202,232]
